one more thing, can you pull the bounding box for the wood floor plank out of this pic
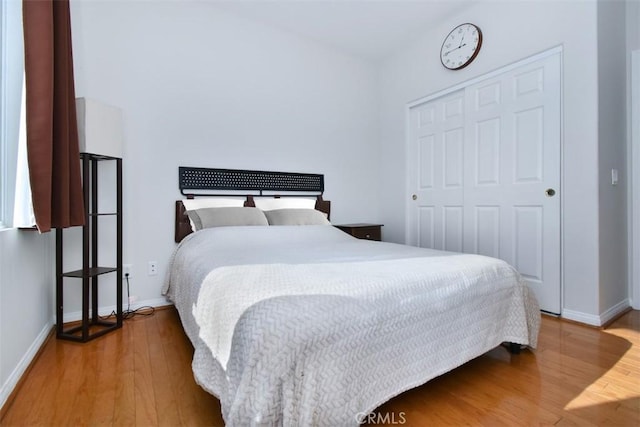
[131,316,159,426]
[146,314,183,427]
[112,320,136,426]
[47,342,85,425]
[84,325,124,426]
[161,309,223,426]
[1,308,638,426]
[67,344,100,426]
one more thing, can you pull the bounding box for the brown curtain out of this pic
[22,0,84,232]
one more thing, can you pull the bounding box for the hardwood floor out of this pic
[1,308,638,426]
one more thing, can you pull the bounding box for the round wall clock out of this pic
[440,23,482,70]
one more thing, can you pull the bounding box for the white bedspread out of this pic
[164,226,540,427]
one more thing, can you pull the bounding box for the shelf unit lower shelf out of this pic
[56,265,123,342]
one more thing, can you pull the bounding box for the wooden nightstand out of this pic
[334,223,383,241]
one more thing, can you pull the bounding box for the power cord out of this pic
[122,273,155,319]
[99,272,155,320]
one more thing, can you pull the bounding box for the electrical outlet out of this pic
[123,264,132,278]
[148,261,158,276]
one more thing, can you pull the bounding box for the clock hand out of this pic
[458,33,465,48]
[444,43,467,56]
[445,45,461,55]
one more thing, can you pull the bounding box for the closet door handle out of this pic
[545,188,556,197]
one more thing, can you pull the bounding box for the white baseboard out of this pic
[58,297,173,324]
[562,309,601,326]
[562,299,631,327]
[0,322,53,411]
[599,299,632,326]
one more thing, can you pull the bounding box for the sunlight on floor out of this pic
[564,322,640,412]
[564,381,639,411]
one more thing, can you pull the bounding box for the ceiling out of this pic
[212,0,475,62]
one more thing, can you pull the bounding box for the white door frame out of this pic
[632,50,640,310]
[405,46,564,311]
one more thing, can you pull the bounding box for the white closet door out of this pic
[463,53,561,314]
[407,52,561,314]
[407,90,465,252]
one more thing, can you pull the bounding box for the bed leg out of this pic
[508,342,521,355]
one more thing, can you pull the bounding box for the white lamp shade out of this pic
[76,97,123,158]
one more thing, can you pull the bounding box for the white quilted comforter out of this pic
[164,226,540,427]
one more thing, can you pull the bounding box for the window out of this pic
[0,0,26,228]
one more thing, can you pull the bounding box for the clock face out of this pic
[440,23,482,70]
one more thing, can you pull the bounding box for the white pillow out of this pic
[183,198,246,231]
[263,209,330,226]
[187,207,268,230]
[182,197,245,211]
[254,197,316,211]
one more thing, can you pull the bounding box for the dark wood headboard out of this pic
[175,167,330,243]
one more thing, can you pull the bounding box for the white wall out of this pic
[0,230,53,410]
[597,0,628,317]
[69,1,381,309]
[377,1,616,321]
[632,52,640,309]
[629,0,640,309]
[628,1,640,58]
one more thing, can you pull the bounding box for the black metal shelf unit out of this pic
[56,152,123,342]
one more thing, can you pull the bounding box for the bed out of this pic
[163,167,540,426]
